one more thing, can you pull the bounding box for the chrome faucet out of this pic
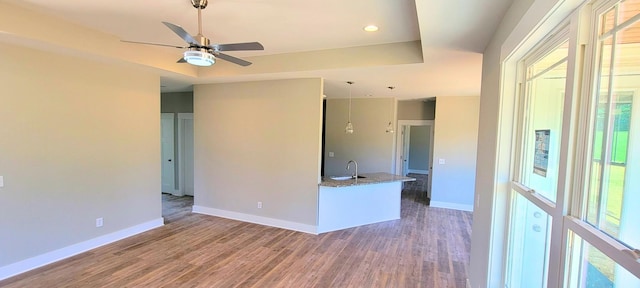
[346,160,358,179]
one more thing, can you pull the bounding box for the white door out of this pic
[161,113,175,194]
[402,126,410,176]
[178,113,194,196]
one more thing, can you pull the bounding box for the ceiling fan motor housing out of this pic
[191,0,208,9]
[194,35,210,47]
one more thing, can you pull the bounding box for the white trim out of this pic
[396,120,435,176]
[0,218,164,281]
[395,120,435,196]
[501,0,584,62]
[430,201,474,212]
[192,206,318,235]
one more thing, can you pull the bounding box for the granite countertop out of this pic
[320,172,415,187]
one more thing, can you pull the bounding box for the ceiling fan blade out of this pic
[177,57,187,63]
[162,21,198,45]
[121,40,187,49]
[216,53,252,66]
[211,42,264,52]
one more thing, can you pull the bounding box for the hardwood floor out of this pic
[0,190,472,288]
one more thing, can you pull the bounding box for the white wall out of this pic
[193,79,323,229]
[324,98,396,176]
[431,96,480,211]
[0,43,161,274]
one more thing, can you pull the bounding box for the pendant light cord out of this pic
[347,81,354,122]
[348,89,352,122]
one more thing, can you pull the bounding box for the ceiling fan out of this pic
[122,0,263,67]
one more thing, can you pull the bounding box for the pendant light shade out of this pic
[386,86,395,133]
[345,121,354,134]
[345,81,354,134]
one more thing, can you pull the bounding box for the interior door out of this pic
[161,113,175,194]
[402,126,410,176]
[178,113,194,196]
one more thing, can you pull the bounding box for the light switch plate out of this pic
[328,152,335,157]
[0,176,3,187]
[439,159,446,164]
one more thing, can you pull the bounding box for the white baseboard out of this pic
[407,169,429,175]
[192,206,317,235]
[430,201,474,212]
[0,218,164,281]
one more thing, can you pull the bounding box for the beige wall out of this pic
[398,99,436,120]
[324,98,396,176]
[193,79,323,226]
[470,0,537,286]
[0,43,161,266]
[431,96,479,208]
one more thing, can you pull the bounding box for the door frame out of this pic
[395,120,435,195]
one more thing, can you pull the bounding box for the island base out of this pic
[317,181,401,233]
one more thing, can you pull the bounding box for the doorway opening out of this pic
[396,120,434,204]
[160,112,194,220]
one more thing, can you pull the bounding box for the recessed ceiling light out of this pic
[363,25,379,32]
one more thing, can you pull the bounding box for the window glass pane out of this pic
[585,1,640,249]
[506,192,552,288]
[601,7,617,35]
[521,41,569,203]
[565,232,640,287]
[619,0,640,25]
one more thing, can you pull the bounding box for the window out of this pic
[566,0,640,286]
[502,0,640,287]
[505,30,571,288]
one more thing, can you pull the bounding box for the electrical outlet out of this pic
[257,202,262,209]
[96,218,103,227]
[439,158,446,164]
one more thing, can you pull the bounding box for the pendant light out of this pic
[345,81,354,134]
[386,86,395,133]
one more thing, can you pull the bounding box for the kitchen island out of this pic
[318,172,415,233]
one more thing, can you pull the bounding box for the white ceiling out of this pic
[2,0,513,99]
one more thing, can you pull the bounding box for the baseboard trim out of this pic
[407,169,429,175]
[430,201,474,212]
[0,218,164,281]
[192,206,318,235]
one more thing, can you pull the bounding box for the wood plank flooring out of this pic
[0,190,472,288]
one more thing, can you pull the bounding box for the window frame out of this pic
[505,20,577,287]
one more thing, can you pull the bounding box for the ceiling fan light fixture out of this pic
[183,50,215,66]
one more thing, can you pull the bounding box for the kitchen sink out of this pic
[330,175,366,180]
